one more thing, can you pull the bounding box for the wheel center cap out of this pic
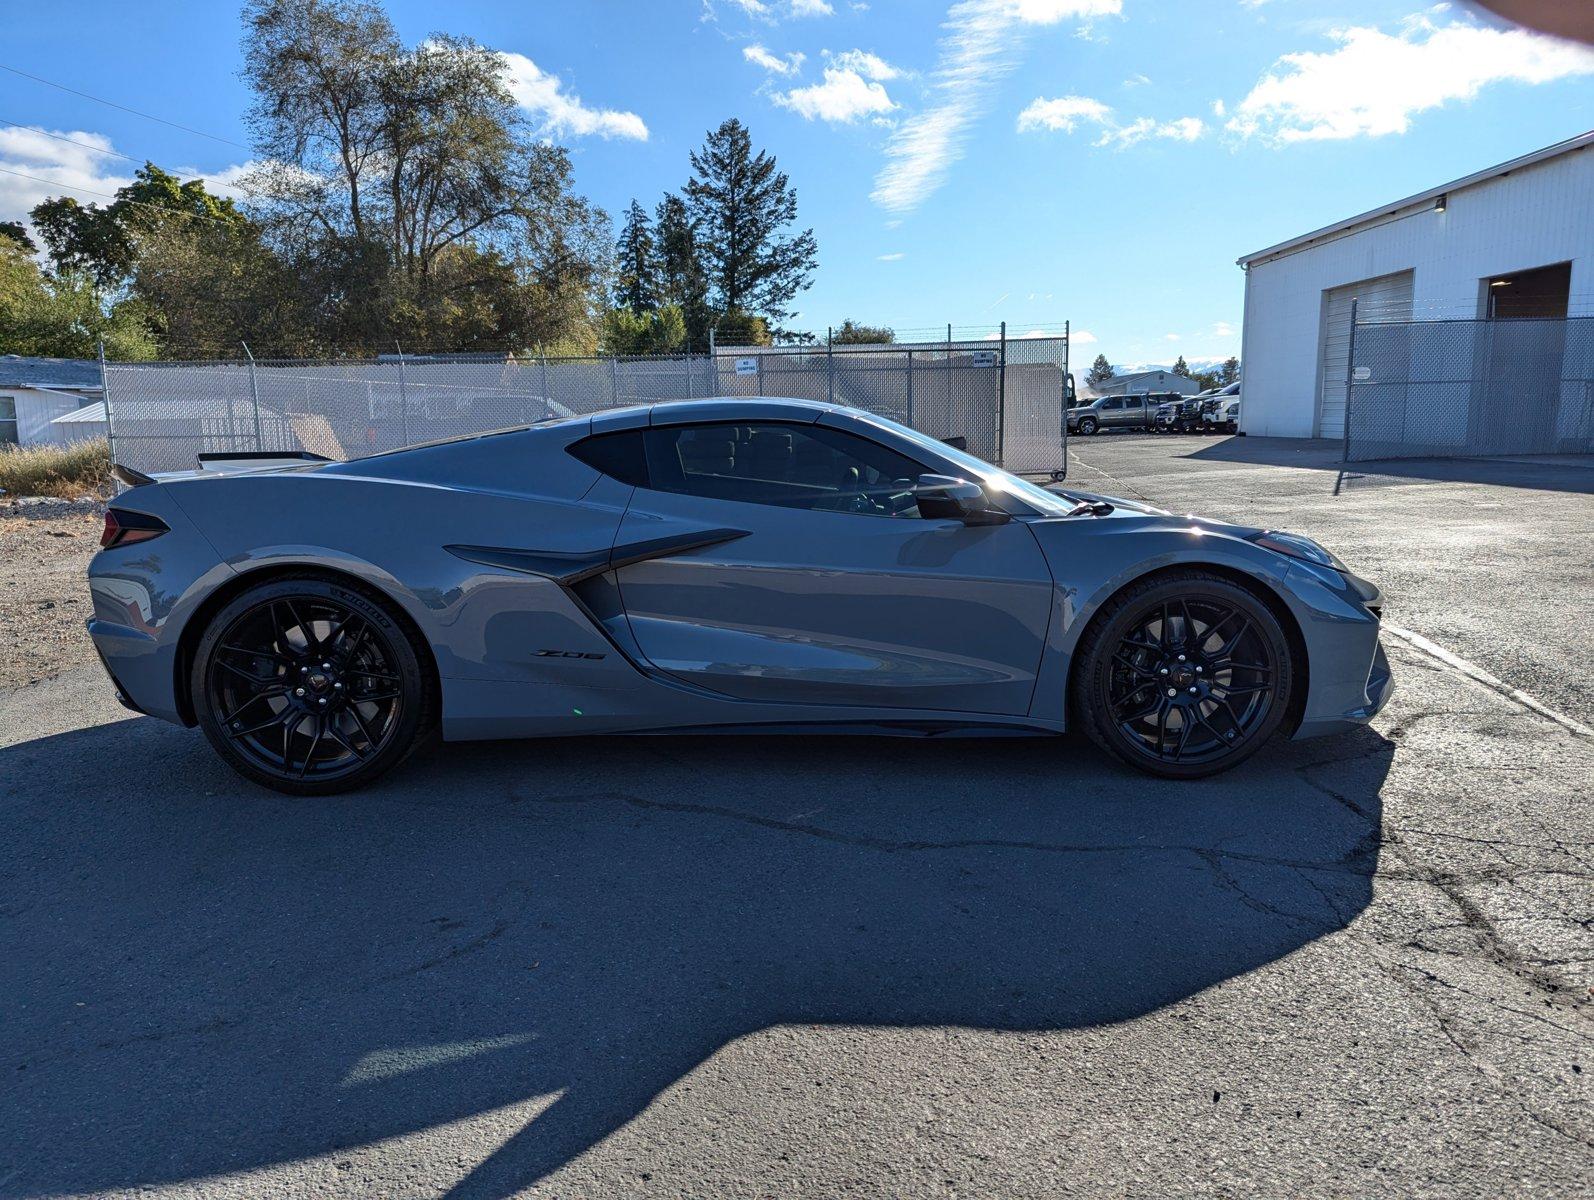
[1169,665,1196,689]
[309,672,330,691]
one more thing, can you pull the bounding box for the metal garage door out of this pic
[1318,271,1413,439]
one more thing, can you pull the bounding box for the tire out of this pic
[1078,417,1098,436]
[1069,570,1295,779]
[191,576,435,795]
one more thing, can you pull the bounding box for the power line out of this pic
[0,165,245,228]
[0,118,147,165]
[0,62,250,151]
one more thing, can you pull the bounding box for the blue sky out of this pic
[1,0,1590,366]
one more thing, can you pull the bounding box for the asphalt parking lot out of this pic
[2,437,1591,1199]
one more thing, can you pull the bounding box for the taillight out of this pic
[100,508,169,550]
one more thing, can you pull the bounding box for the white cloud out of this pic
[744,44,805,75]
[1210,97,1226,117]
[0,126,264,233]
[790,0,835,14]
[1164,333,1181,342]
[1071,329,1099,344]
[720,0,835,18]
[1098,114,1205,146]
[1212,321,1236,337]
[829,49,901,80]
[727,0,772,15]
[1123,73,1151,87]
[871,0,1122,213]
[877,251,905,260]
[1017,96,1206,146]
[774,52,901,122]
[499,51,649,140]
[1016,95,1111,132]
[1229,11,1594,143]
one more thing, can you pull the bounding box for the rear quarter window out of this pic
[568,430,648,487]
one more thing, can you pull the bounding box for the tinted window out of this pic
[1101,398,1123,411]
[568,429,648,486]
[1125,397,1143,409]
[643,421,928,518]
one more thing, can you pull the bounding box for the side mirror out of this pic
[914,474,1009,525]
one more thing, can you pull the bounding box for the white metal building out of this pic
[1236,132,1594,439]
[0,357,104,447]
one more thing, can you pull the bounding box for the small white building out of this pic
[1237,132,1593,439]
[1091,369,1203,397]
[0,357,104,447]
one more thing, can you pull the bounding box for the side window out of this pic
[1102,398,1123,411]
[568,429,648,486]
[643,421,929,518]
[1126,397,1143,410]
[0,395,17,445]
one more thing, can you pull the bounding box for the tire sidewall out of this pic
[1079,417,1098,435]
[191,577,430,795]
[1077,574,1294,779]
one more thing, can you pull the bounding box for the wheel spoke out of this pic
[216,658,276,686]
[324,720,369,762]
[346,700,380,749]
[355,690,401,704]
[221,689,285,725]
[230,707,291,739]
[295,716,325,779]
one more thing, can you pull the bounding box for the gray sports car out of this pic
[88,398,1391,793]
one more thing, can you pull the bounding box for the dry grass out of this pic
[0,439,112,498]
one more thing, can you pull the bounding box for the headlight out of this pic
[1250,530,1346,572]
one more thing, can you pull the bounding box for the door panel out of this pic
[1319,271,1413,438]
[612,492,1055,715]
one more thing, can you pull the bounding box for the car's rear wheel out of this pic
[1070,570,1294,778]
[1078,416,1098,435]
[191,577,433,795]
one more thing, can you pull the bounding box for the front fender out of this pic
[1023,515,1377,730]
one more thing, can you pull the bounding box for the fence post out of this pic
[609,355,619,407]
[242,341,264,450]
[1061,319,1070,478]
[997,320,1007,467]
[906,348,914,426]
[946,323,952,432]
[827,326,834,405]
[98,340,114,470]
[395,341,411,448]
[757,350,764,398]
[1342,298,1358,463]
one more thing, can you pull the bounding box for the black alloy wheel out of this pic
[192,578,432,794]
[1078,416,1099,436]
[1071,570,1294,778]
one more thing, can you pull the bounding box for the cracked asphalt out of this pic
[2,438,1591,1198]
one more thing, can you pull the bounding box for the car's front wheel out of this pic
[191,577,433,795]
[1069,570,1294,778]
[1078,416,1098,435]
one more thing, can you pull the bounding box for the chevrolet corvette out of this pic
[88,398,1391,793]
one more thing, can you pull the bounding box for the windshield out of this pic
[865,412,1078,517]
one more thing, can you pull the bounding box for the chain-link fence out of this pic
[1345,314,1594,462]
[100,333,1071,478]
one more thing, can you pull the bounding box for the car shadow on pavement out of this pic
[1,718,1392,1198]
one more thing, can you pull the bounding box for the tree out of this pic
[241,0,612,350]
[0,239,155,359]
[31,164,247,289]
[1218,356,1240,385]
[654,192,711,348]
[601,304,686,355]
[613,200,657,313]
[1171,354,1191,377]
[1191,369,1222,391]
[830,318,894,345]
[684,118,817,331]
[712,308,770,347]
[0,221,35,254]
[1086,353,1114,385]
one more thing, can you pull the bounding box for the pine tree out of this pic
[655,192,711,348]
[1218,356,1240,385]
[613,199,657,313]
[685,118,817,330]
[1086,353,1114,385]
[1171,355,1191,377]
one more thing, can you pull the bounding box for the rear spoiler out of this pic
[197,451,331,465]
[111,463,155,488]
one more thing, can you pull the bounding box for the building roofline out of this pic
[1236,131,1593,268]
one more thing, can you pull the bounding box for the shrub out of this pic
[0,439,112,498]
